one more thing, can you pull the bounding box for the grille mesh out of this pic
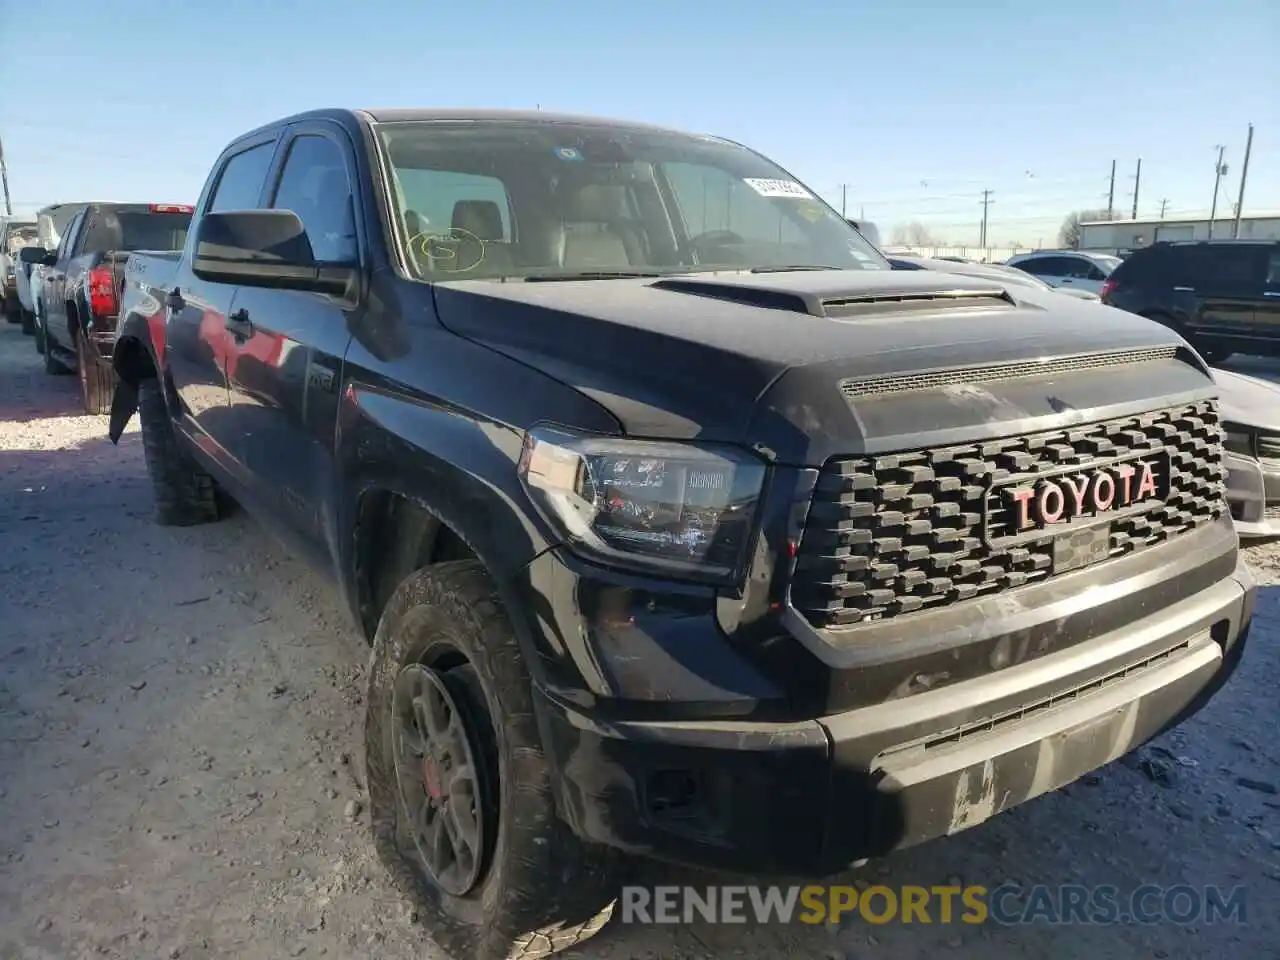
[792,400,1225,630]
[840,346,1179,400]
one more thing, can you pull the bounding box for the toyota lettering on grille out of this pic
[1007,460,1159,531]
[982,450,1171,550]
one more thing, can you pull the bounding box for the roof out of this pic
[359,107,685,133]
[1080,211,1280,227]
[232,107,701,145]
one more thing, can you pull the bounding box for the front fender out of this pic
[107,310,164,444]
[334,382,566,685]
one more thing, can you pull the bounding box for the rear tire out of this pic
[39,318,71,374]
[76,333,116,415]
[366,560,620,960]
[136,378,221,526]
[20,309,36,336]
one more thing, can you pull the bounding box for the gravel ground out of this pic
[1,322,1278,960]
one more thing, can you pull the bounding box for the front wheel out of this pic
[20,309,36,337]
[39,318,71,374]
[365,560,620,960]
[136,378,221,526]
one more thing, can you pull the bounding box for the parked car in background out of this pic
[1100,240,1280,364]
[1005,249,1123,296]
[2,217,38,323]
[844,217,882,248]
[889,254,1102,300]
[26,202,193,413]
[1217,368,1280,538]
[103,106,1253,960]
[17,203,89,338]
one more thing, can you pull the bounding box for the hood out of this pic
[432,269,1213,463]
[1214,368,1280,432]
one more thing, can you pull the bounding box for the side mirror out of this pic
[191,210,357,296]
[19,246,50,265]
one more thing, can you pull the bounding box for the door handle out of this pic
[1173,286,1195,292]
[225,308,254,338]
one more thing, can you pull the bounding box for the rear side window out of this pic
[79,211,191,253]
[1189,246,1263,290]
[208,142,276,213]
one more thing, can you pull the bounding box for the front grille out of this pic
[792,400,1225,629]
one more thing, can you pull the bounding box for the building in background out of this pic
[1078,213,1280,253]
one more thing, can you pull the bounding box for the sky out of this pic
[1,0,1277,249]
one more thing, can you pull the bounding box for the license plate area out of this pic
[1052,522,1112,574]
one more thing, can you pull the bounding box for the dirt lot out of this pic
[2,322,1278,960]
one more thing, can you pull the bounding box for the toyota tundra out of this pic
[105,108,1255,960]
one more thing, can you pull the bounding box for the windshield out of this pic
[5,225,38,254]
[375,120,888,281]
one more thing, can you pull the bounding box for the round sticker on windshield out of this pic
[553,147,584,161]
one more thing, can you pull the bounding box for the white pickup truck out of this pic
[13,203,86,336]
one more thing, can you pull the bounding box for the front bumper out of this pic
[535,556,1255,876]
[1226,450,1280,538]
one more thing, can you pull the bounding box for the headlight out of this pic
[1223,427,1254,457]
[518,426,767,583]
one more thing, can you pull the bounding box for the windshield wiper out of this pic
[522,270,666,282]
[749,264,843,273]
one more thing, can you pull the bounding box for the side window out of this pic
[1085,261,1108,281]
[208,142,276,213]
[271,135,358,263]
[1058,257,1094,279]
[1018,257,1062,277]
[664,162,808,245]
[393,168,513,241]
[1264,248,1280,288]
[1196,246,1263,291]
[56,212,82,260]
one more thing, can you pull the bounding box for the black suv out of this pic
[1101,240,1280,363]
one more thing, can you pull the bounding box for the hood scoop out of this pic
[651,275,1015,319]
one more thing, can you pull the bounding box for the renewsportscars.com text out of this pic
[620,883,1248,926]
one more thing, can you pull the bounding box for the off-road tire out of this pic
[39,318,71,374]
[20,309,36,336]
[366,560,621,960]
[137,378,220,526]
[76,333,116,415]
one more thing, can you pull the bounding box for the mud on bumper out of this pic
[535,556,1256,877]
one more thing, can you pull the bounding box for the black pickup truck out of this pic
[107,108,1255,960]
[28,202,192,413]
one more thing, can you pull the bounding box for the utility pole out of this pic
[1159,198,1169,219]
[840,183,848,217]
[0,134,12,217]
[1232,122,1254,239]
[1208,145,1228,239]
[1130,158,1142,219]
[1106,160,1116,219]
[978,190,994,248]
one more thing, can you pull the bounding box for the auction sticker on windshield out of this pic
[743,178,813,199]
